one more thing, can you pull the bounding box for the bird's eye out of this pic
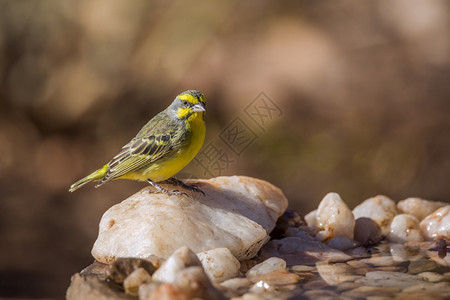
[183,101,189,107]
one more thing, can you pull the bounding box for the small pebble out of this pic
[290,265,316,272]
[397,197,447,221]
[335,281,363,292]
[354,217,384,246]
[248,269,301,285]
[420,206,450,240]
[246,257,286,278]
[387,214,424,243]
[197,247,240,283]
[353,195,398,236]
[315,192,355,241]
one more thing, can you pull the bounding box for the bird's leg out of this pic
[161,177,205,196]
[147,179,188,197]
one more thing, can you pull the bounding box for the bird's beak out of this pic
[192,103,206,113]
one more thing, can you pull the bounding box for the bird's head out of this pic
[170,90,206,122]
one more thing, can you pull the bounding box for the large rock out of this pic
[92,176,288,263]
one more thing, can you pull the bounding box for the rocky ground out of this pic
[66,176,450,300]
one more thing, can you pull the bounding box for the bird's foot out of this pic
[147,179,189,197]
[162,177,205,196]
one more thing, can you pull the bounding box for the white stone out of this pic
[315,193,355,241]
[196,248,240,283]
[152,247,201,283]
[246,257,286,278]
[91,176,288,263]
[352,195,398,236]
[304,209,317,228]
[420,205,450,240]
[397,197,447,221]
[387,214,424,243]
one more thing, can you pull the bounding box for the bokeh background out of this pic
[1,0,449,298]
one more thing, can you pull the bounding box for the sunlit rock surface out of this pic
[92,176,288,263]
[315,193,355,241]
[420,205,450,240]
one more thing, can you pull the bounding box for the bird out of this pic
[69,90,206,196]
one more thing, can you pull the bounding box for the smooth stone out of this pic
[352,195,398,236]
[247,269,301,285]
[327,237,359,250]
[417,271,444,282]
[420,205,450,240]
[92,176,288,263]
[246,257,286,278]
[220,277,252,292]
[356,271,424,288]
[260,237,352,266]
[315,193,355,241]
[123,268,151,296]
[359,256,402,267]
[387,214,424,243]
[353,217,384,246]
[342,286,400,297]
[316,261,363,286]
[397,197,447,221]
[152,247,202,283]
[197,247,240,283]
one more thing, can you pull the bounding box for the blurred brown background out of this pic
[1,0,449,298]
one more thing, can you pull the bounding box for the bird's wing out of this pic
[98,113,186,184]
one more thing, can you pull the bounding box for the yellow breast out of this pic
[132,112,205,182]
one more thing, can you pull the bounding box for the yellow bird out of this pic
[69,90,206,196]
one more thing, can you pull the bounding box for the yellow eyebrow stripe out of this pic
[178,94,198,103]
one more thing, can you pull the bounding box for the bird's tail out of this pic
[69,164,108,192]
